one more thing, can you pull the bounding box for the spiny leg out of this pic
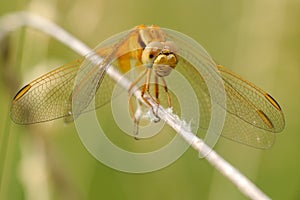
[154,74,159,102]
[152,74,160,122]
[140,69,154,108]
[142,70,161,120]
[160,77,172,108]
[130,97,143,139]
[128,68,148,138]
[129,69,156,137]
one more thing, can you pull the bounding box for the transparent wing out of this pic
[175,58,285,148]
[10,28,140,124]
[217,66,285,148]
[11,25,285,149]
[217,65,284,133]
[72,27,143,117]
[10,59,83,124]
[163,28,285,148]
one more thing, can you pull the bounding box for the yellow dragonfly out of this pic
[10,25,285,149]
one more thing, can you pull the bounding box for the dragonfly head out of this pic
[142,41,178,77]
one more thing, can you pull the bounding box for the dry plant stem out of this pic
[0,11,270,200]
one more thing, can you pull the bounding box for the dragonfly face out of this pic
[10,25,285,149]
[142,41,178,77]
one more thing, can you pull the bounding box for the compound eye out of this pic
[149,53,154,59]
[142,42,163,65]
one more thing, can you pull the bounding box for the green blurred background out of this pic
[0,0,299,199]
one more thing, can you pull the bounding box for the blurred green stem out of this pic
[0,111,12,198]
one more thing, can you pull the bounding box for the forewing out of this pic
[10,27,143,125]
[71,27,143,116]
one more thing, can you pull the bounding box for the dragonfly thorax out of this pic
[141,41,178,77]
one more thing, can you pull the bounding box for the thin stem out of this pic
[0,11,270,200]
[0,109,11,198]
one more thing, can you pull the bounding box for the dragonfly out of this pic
[10,25,285,149]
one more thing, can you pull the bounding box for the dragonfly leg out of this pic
[140,70,154,108]
[128,68,163,137]
[129,92,145,139]
[128,69,148,138]
[141,70,160,122]
[134,101,143,139]
[128,68,147,94]
[152,74,160,122]
[160,77,171,107]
